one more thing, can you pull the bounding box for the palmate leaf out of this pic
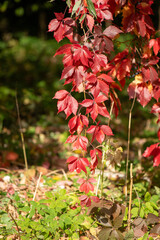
[98,228,112,240]
[87,0,97,18]
[98,228,124,240]
[87,122,113,144]
[67,156,89,173]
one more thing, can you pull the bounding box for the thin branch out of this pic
[15,93,28,170]
[128,163,133,231]
[46,169,68,180]
[108,101,114,126]
[33,172,42,201]
[7,205,21,240]
[125,92,136,201]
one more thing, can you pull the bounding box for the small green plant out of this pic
[0,189,97,240]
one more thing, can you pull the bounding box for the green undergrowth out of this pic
[0,188,96,240]
[0,173,160,239]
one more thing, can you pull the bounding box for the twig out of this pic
[95,174,101,196]
[128,163,133,231]
[108,101,114,126]
[125,92,136,201]
[0,168,11,173]
[46,168,68,180]
[33,172,42,201]
[15,93,28,171]
[100,147,106,197]
[7,205,21,240]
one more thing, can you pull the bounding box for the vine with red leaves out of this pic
[49,0,160,207]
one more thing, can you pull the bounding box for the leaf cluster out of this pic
[0,189,96,240]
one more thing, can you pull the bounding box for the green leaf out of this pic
[72,232,79,239]
[151,195,159,204]
[86,0,97,17]
[1,214,10,224]
[131,207,139,218]
[20,206,30,212]
[66,0,71,7]
[71,0,81,16]
[133,199,141,207]
[81,218,91,229]
[55,232,60,240]
[45,191,54,199]
[140,207,145,218]
[145,202,154,212]
[79,13,86,23]
[124,229,134,240]
[28,207,35,218]
[150,201,159,210]
[142,232,149,240]
[154,186,160,195]
[98,228,112,240]
[144,192,151,202]
[59,219,64,229]
[123,207,128,221]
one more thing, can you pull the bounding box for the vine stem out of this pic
[125,92,136,201]
[15,93,28,171]
[127,163,133,231]
[99,101,114,197]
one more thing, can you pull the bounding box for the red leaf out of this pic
[54,12,64,21]
[61,66,75,80]
[48,19,60,32]
[91,53,108,73]
[149,38,160,55]
[151,102,160,123]
[53,90,69,100]
[90,149,102,168]
[68,115,89,134]
[81,95,110,121]
[87,122,113,143]
[73,45,92,67]
[79,195,100,207]
[48,13,75,42]
[158,129,160,141]
[79,195,91,207]
[91,196,100,203]
[143,143,159,157]
[86,14,94,31]
[77,178,96,193]
[81,99,93,108]
[66,135,88,151]
[103,25,122,39]
[54,91,78,118]
[98,74,114,83]
[137,19,146,37]
[143,143,160,167]
[142,67,158,83]
[67,156,89,173]
[138,85,152,107]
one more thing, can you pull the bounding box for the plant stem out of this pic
[15,93,28,171]
[125,93,136,201]
[33,172,42,201]
[128,163,133,231]
[7,205,21,240]
[100,147,105,197]
[100,102,114,197]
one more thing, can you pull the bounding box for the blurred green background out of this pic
[0,0,159,173]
